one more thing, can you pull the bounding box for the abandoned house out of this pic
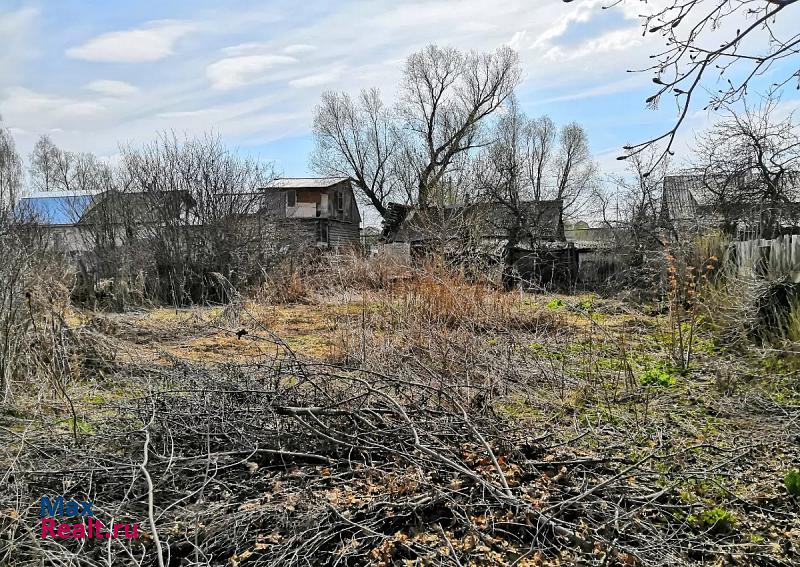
[381,199,579,286]
[661,172,800,241]
[262,177,361,249]
[16,177,363,257]
[16,189,195,256]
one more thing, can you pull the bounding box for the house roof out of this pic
[661,175,715,221]
[16,189,194,226]
[382,200,564,244]
[16,191,98,225]
[265,177,350,190]
[82,189,195,224]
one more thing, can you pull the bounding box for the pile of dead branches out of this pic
[2,334,797,566]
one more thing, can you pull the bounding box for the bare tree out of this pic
[599,148,667,249]
[576,0,800,166]
[475,99,532,289]
[311,45,520,217]
[400,45,521,207]
[119,132,277,303]
[0,120,22,215]
[693,98,800,238]
[554,122,597,218]
[28,135,62,193]
[53,150,110,194]
[524,116,557,201]
[311,88,398,217]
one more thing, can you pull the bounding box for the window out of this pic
[286,190,296,208]
[335,191,344,217]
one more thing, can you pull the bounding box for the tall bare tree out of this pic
[28,135,61,193]
[524,116,557,201]
[0,119,22,215]
[554,123,597,218]
[311,88,397,218]
[400,45,521,207]
[475,99,531,289]
[476,101,598,287]
[311,44,520,217]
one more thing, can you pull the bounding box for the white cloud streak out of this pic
[84,80,139,97]
[206,54,297,90]
[66,20,195,63]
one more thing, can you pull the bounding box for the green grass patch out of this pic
[785,469,800,497]
[639,367,677,387]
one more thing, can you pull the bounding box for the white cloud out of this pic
[3,87,106,118]
[84,80,139,97]
[530,0,601,49]
[206,54,297,90]
[289,67,344,89]
[0,6,39,86]
[66,20,195,63]
[221,42,270,56]
[282,44,316,55]
[507,30,527,50]
[534,75,647,105]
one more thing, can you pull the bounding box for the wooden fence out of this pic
[729,234,800,282]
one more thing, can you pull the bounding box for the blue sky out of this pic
[1,0,798,180]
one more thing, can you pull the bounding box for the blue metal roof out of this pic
[16,194,96,225]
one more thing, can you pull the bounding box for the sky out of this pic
[1,0,799,185]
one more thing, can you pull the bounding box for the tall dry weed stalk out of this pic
[664,250,718,371]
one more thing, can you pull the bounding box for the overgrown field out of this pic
[1,266,799,566]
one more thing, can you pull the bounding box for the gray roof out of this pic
[661,175,715,221]
[265,177,350,189]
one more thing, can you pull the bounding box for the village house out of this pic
[380,199,579,287]
[16,177,363,256]
[660,172,800,241]
[262,177,361,249]
[16,189,195,255]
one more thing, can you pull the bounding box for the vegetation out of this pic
[1,250,798,566]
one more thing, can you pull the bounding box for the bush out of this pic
[0,224,114,399]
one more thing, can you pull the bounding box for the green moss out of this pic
[65,417,94,435]
[528,342,564,361]
[546,298,565,310]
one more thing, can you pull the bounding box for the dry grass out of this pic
[3,260,799,566]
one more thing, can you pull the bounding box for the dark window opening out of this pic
[286,190,296,208]
[317,220,329,244]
